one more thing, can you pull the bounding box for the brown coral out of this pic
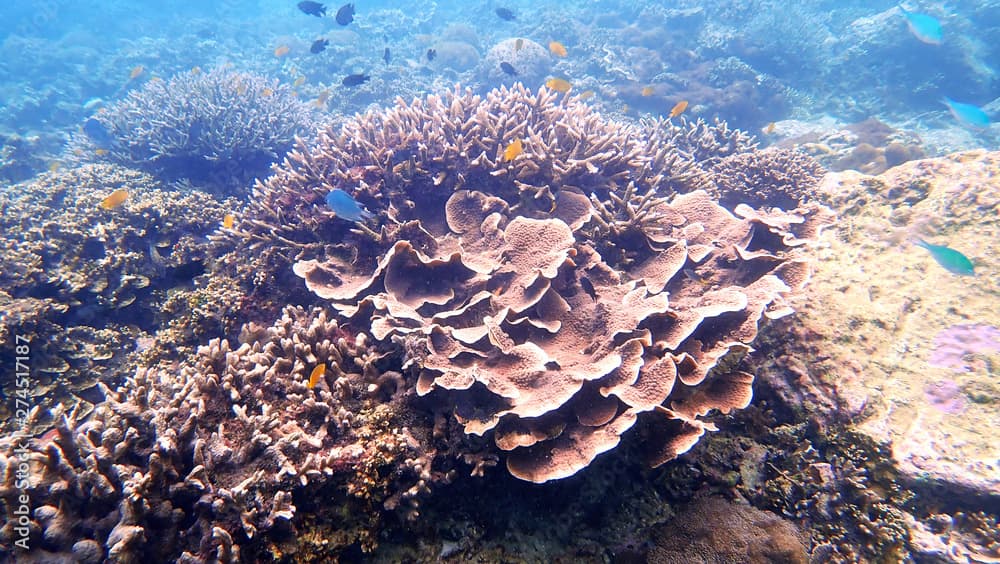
[711,148,827,210]
[237,84,830,483]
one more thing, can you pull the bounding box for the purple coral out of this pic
[927,323,1000,372]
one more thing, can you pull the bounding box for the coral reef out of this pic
[749,149,1000,560]
[711,148,827,210]
[237,84,831,483]
[67,67,322,195]
[0,306,453,561]
[0,164,242,434]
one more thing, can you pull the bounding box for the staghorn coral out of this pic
[644,115,758,166]
[68,67,322,195]
[233,84,830,483]
[0,306,451,561]
[711,148,827,210]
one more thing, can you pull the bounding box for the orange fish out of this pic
[261,87,274,97]
[128,65,144,80]
[545,78,572,93]
[669,100,688,118]
[100,189,128,210]
[503,138,523,161]
[641,86,655,97]
[307,364,326,389]
[549,41,567,57]
[274,45,290,57]
[222,214,235,229]
[763,122,776,134]
[293,75,306,87]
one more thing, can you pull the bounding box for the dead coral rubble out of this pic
[237,84,832,483]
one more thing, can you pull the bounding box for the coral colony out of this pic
[0,84,833,560]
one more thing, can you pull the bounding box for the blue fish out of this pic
[942,97,991,129]
[898,4,942,45]
[326,189,373,222]
[83,118,114,148]
[914,239,975,276]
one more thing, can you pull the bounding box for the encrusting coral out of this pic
[236,83,832,483]
[67,67,323,195]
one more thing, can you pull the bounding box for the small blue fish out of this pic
[326,188,372,222]
[914,239,975,276]
[942,97,991,129]
[898,4,942,45]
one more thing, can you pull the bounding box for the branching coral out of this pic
[711,148,827,210]
[68,67,322,195]
[0,306,448,561]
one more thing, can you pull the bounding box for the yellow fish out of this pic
[669,100,688,118]
[95,148,109,156]
[763,122,776,134]
[100,189,128,210]
[128,65,144,80]
[48,161,61,172]
[222,214,235,229]
[315,89,331,107]
[274,45,290,58]
[191,66,202,75]
[545,78,572,93]
[307,364,325,389]
[577,90,595,100]
[503,138,523,161]
[293,75,306,87]
[261,87,274,97]
[515,38,524,51]
[641,86,655,97]
[549,41,567,57]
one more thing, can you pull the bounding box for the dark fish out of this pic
[83,118,113,148]
[297,1,325,17]
[341,73,370,87]
[500,62,517,76]
[335,3,354,25]
[426,48,436,62]
[310,38,329,54]
[495,7,516,20]
[579,275,597,301]
[383,47,391,64]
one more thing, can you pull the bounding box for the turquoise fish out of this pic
[326,189,373,222]
[942,97,991,129]
[914,239,974,276]
[898,4,942,44]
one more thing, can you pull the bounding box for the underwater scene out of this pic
[0,0,998,562]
